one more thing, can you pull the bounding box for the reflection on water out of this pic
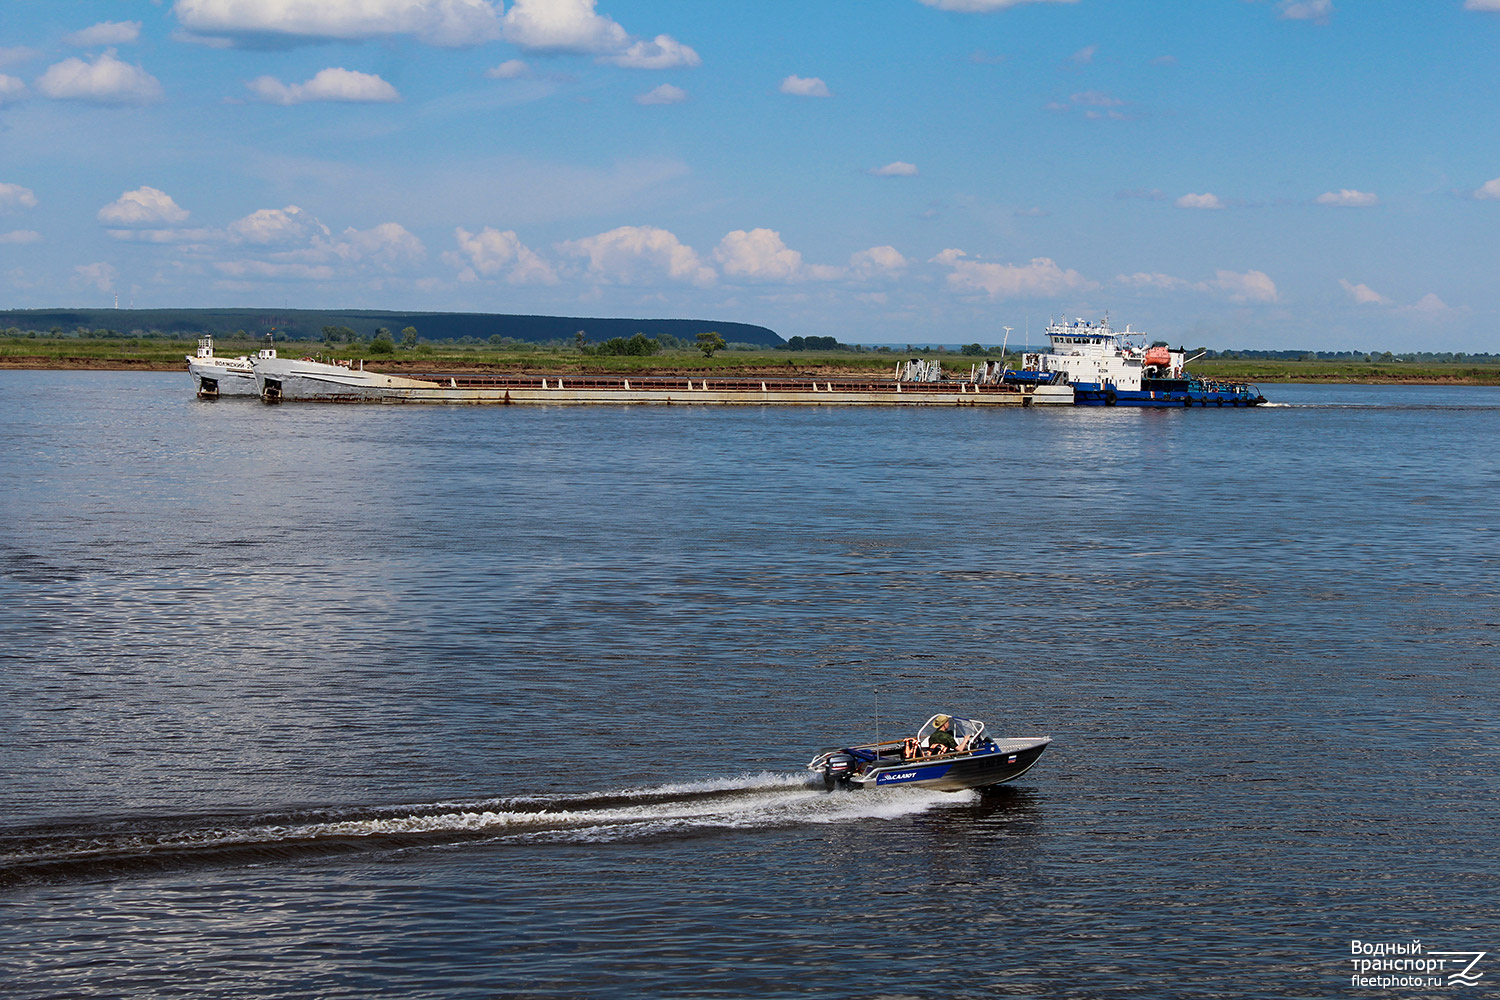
[1,373,1497,997]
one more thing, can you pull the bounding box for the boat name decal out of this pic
[875,765,951,784]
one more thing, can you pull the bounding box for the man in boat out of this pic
[927,714,976,753]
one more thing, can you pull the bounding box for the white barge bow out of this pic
[188,336,278,398]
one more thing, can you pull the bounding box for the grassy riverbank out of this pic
[0,336,909,376]
[4,335,1500,383]
[1192,359,1500,384]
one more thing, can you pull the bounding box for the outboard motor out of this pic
[821,752,859,790]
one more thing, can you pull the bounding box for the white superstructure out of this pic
[1022,317,1185,391]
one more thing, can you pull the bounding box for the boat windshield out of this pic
[917,714,985,747]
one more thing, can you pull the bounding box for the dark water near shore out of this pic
[1,372,1496,998]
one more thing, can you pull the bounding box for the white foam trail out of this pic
[609,770,816,798]
[525,786,974,845]
[4,775,970,865]
[281,784,965,842]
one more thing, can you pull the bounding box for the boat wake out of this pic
[0,774,971,889]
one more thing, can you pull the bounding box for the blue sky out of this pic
[2,0,1499,350]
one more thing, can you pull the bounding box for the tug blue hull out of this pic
[1071,381,1267,407]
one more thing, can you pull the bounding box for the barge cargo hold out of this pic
[251,356,1075,406]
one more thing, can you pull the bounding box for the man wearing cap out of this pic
[927,714,973,753]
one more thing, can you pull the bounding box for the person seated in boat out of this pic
[923,714,979,754]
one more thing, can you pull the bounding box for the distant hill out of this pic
[0,308,784,348]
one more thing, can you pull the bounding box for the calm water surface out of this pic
[1,372,1496,998]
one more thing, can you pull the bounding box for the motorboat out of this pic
[807,714,1051,792]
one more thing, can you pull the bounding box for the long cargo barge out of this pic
[250,356,1074,406]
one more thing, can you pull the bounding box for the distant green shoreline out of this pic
[0,307,785,350]
[4,337,1500,384]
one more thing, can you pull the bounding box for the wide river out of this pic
[1,371,1496,998]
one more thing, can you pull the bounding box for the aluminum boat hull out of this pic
[810,736,1051,792]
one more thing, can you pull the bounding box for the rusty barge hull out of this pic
[258,370,1075,406]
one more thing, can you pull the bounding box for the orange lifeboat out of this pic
[1143,346,1172,367]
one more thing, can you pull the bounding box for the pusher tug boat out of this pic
[995,316,1267,407]
[808,714,1051,792]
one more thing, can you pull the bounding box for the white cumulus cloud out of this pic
[447,227,557,285]
[335,223,425,269]
[212,216,425,280]
[36,49,163,104]
[486,59,529,79]
[0,230,41,245]
[931,250,1095,300]
[714,229,808,282]
[636,84,686,106]
[848,246,908,279]
[1316,189,1378,207]
[229,205,328,245]
[1176,192,1224,210]
[560,225,715,287]
[97,187,189,226]
[498,1,698,68]
[0,74,25,102]
[173,0,502,47]
[1472,177,1500,200]
[248,67,399,104]
[780,75,831,98]
[1409,292,1450,315]
[1339,279,1392,306]
[1466,1,1500,10]
[1207,269,1277,303]
[65,21,143,47]
[609,35,701,70]
[870,161,919,177]
[502,0,627,52]
[0,182,39,213]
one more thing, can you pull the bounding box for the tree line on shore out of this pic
[0,308,784,349]
[2,322,1494,364]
